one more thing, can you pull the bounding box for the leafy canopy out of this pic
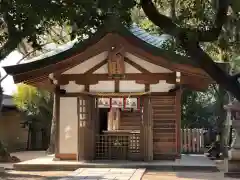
[0,0,239,60]
[0,0,136,59]
[13,84,53,127]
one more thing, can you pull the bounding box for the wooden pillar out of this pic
[140,96,145,160]
[95,98,100,135]
[175,89,182,158]
[77,97,85,161]
[55,87,60,155]
[88,96,97,160]
[140,96,153,161]
[147,98,153,161]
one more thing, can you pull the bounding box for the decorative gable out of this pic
[63,52,108,74]
[108,46,125,78]
[125,53,172,73]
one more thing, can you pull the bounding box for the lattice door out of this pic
[77,96,95,160]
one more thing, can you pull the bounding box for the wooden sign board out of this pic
[108,48,125,77]
[125,98,138,109]
[98,98,110,108]
[111,98,123,108]
[97,98,138,109]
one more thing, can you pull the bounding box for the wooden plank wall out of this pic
[152,95,177,160]
[119,111,141,131]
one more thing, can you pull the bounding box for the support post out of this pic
[175,89,182,158]
[53,86,60,158]
[140,96,153,161]
[147,97,153,161]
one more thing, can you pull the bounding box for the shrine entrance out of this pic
[95,97,142,160]
[98,108,109,134]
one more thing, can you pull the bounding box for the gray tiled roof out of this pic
[130,24,167,48]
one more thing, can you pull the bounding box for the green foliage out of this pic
[0,0,239,61]
[232,0,240,13]
[132,7,161,34]
[13,84,53,127]
[0,0,136,59]
[181,87,218,128]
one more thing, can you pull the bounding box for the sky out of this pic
[0,40,77,95]
[0,51,23,95]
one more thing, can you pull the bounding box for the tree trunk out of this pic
[217,85,227,158]
[141,0,240,101]
[46,94,56,154]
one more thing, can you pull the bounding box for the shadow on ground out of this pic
[0,172,105,180]
[0,172,45,180]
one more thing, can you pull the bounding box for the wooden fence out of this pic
[181,128,206,154]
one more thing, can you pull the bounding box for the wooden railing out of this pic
[95,132,140,160]
[181,128,206,154]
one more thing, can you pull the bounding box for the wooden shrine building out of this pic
[4,18,213,161]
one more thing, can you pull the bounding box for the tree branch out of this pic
[140,0,240,101]
[140,0,230,42]
[141,0,181,37]
[211,84,220,98]
[0,11,22,60]
[179,38,240,101]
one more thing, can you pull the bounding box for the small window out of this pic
[78,98,88,127]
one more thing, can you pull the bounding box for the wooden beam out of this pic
[145,84,150,91]
[124,57,150,73]
[136,80,159,84]
[57,73,210,88]
[85,85,90,92]
[84,59,108,74]
[115,80,120,92]
[25,73,209,91]
[60,91,176,97]
[58,73,175,85]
